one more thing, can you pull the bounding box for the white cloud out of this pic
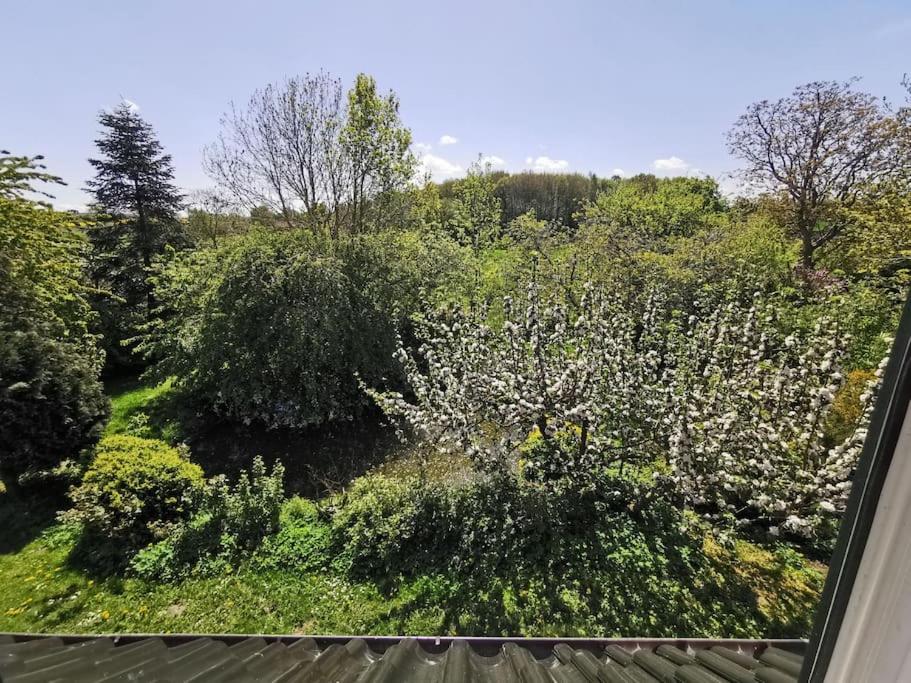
[479,154,506,169]
[416,153,463,181]
[525,155,569,172]
[413,142,433,154]
[652,156,689,172]
[611,168,626,177]
[439,134,458,146]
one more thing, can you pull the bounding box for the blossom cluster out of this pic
[368,282,886,537]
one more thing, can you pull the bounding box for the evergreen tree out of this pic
[85,103,187,364]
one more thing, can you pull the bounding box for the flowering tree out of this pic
[367,281,668,480]
[663,298,885,535]
[369,283,885,535]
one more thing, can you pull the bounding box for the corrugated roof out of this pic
[0,634,805,682]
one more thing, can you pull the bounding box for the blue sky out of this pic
[4,0,910,209]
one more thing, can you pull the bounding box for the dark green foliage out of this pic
[494,171,600,229]
[328,472,822,636]
[0,174,108,477]
[0,331,108,476]
[85,104,188,365]
[62,435,204,553]
[143,229,465,428]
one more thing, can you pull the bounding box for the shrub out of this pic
[202,456,285,554]
[141,229,467,429]
[62,435,204,551]
[130,456,285,580]
[142,232,390,427]
[330,475,456,576]
[255,497,331,573]
[330,470,683,581]
[0,195,108,477]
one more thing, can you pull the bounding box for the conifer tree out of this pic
[86,103,187,363]
[86,103,186,316]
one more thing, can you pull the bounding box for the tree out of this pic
[205,72,415,237]
[0,151,64,203]
[581,175,726,245]
[186,188,245,248]
[494,171,597,229]
[205,72,347,235]
[86,103,187,319]
[727,80,909,268]
[0,153,107,476]
[444,159,503,250]
[341,73,415,234]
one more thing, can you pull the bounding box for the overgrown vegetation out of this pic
[1,74,909,638]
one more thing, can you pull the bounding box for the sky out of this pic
[4,0,910,210]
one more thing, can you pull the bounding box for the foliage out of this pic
[330,475,454,577]
[185,188,248,248]
[342,73,416,233]
[443,161,504,250]
[368,280,671,479]
[255,497,331,573]
[142,229,463,428]
[206,71,414,236]
[0,485,824,637]
[129,457,285,581]
[85,102,188,363]
[0,151,64,203]
[728,79,910,267]
[494,171,599,230]
[371,281,883,539]
[0,185,107,476]
[326,471,822,636]
[664,299,885,539]
[581,175,727,242]
[61,436,204,553]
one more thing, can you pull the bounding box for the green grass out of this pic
[0,375,827,638]
[0,479,826,638]
[103,375,181,443]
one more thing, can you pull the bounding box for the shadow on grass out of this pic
[0,481,63,554]
[106,371,405,500]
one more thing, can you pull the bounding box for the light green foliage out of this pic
[582,175,726,241]
[330,475,453,577]
[824,186,911,276]
[342,73,416,233]
[444,162,504,250]
[62,436,204,551]
[0,164,107,476]
[0,152,64,203]
[255,497,331,573]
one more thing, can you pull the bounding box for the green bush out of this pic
[141,229,467,428]
[62,435,204,551]
[330,475,457,576]
[0,196,108,477]
[331,471,688,581]
[130,456,285,581]
[255,497,331,573]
